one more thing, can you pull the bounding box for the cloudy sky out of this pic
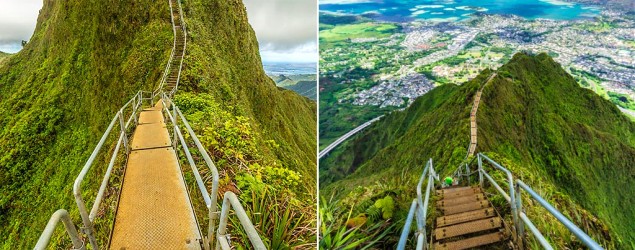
[0,0,42,53]
[243,0,317,63]
[0,0,317,64]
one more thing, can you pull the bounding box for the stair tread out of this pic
[438,193,485,207]
[435,231,506,250]
[438,188,482,200]
[437,208,495,227]
[438,186,476,193]
[441,200,490,215]
[435,217,502,240]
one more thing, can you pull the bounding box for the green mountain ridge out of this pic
[269,74,317,100]
[0,0,316,248]
[320,53,635,248]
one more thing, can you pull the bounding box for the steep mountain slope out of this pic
[0,0,316,248]
[320,53,635,248]
[0,0,172,247]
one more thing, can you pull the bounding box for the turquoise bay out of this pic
[320,0,601,22]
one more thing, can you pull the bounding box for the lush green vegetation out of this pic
[174,0,317,247]
[0,51,10,65]
[318,75,395,149]
[285,81,317,100]
[0,0,172,247]
[607,91,635,110]
[269,74,317,100]
[319,23,398,43]
[0,0,316,248]
[320,53,635,248]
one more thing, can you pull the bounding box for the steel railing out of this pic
[515,180,603,250]
[34,209,84,250]
[160,93,265,250]
[217,192,267,250]
[398,158,437,250]
[72,90,147,249]
[399,153,604,249]
[153,0,187,100]
[160,93,220,249]
[476,153,520,243]
[473,153,603,249]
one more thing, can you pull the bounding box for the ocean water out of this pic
[320,0,601,22]
[263,62,317,75]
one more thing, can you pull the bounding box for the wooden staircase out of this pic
[433,186,509,250]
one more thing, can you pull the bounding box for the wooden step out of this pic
[441,200,490,215]
[435,231,506,250]
[435,217,502,240]
[438,193,485,207]
[438,188,482,200]
[438,186,475,193]
[437,208,495,227]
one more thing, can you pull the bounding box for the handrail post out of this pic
[477,154,483,187]
[172,102,178,149]
[118,111,129,154]
[132,94,138,125]
[515,182,525,249]
[216,192,266,250]
[34,209,84,250]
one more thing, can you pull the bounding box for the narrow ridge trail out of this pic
[468,73,497,156]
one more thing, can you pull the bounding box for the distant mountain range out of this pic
[269,74,317,100]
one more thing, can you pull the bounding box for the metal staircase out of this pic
[34,0,267,249]
[397,154,604,250]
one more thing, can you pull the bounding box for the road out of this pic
[319,116,384,159]
[619,106,635,118]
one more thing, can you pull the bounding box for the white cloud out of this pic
[0,0,42,52]
[260,41,317,63]
[243,0,317,63]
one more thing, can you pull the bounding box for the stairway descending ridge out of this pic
[433,186,509,250]
[164,0,186,93]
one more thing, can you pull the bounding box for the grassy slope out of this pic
[0,0,172,247]
[477,53,635,247]
[285,80,317,100]
[320,53,635,248]
[179,0,316,190]
[168,0,318,247]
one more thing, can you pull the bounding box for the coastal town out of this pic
[320,10,635,111]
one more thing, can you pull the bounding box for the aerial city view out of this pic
[319,0,635,249]
[319,0,635,147]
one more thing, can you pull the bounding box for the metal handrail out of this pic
[34,209,84,250]
[153,0,186,100]
[477,153,520,244]
[515,180,603,250]
[398,158,435,250]
[161,93,220,249]
[153,0,177,98]
[216,192,267,250]
[473,153,603,249]
[169,0,187,97]
[72,91,143,249]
